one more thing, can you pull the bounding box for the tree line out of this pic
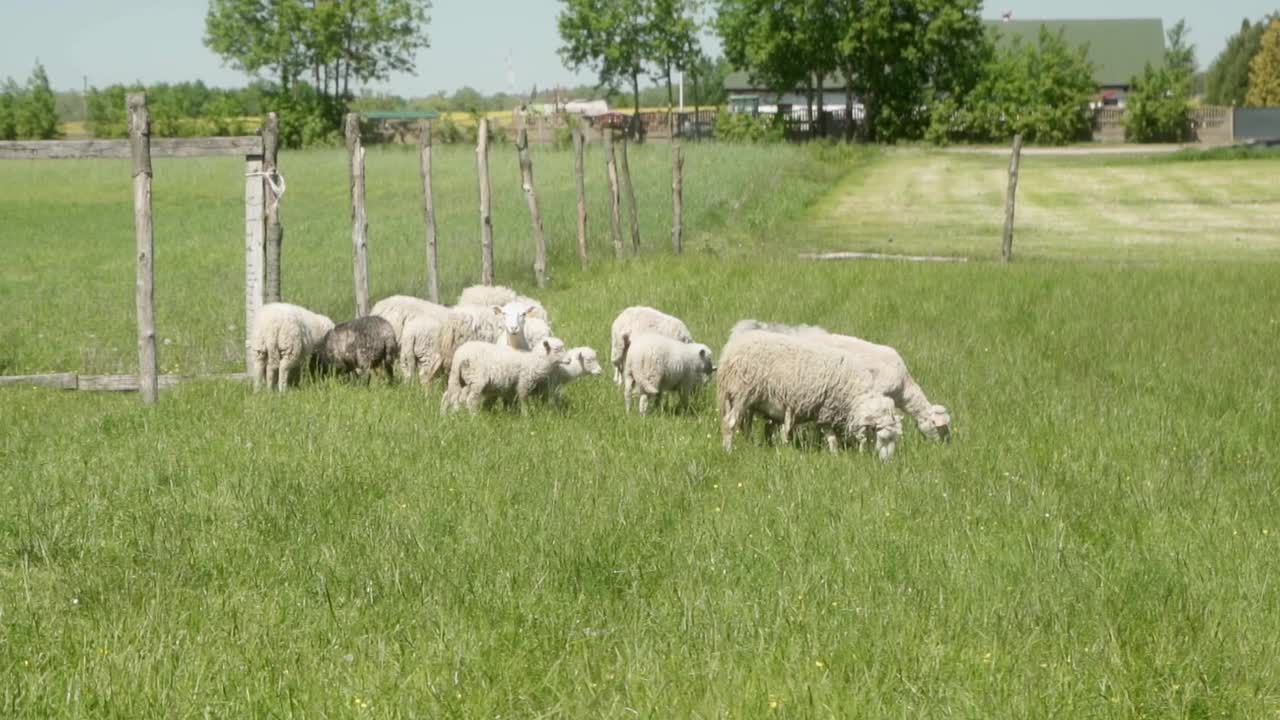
[0,62,60,141]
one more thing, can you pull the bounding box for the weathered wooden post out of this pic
[262,111,283,303]
[419,120,440,303]
[477,117,495,286]
[618,136,640,253]
[127,92,158,404]
[573,117,589,269]
[1002,133,1023,263]
[603,128,623,258]
[345,113,370,315]
[672,142,684,253]
[244,152,266,378]
[516,127,549,288]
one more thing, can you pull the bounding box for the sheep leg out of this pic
[823,429,840,454]
[623,372,634,413]
[252,352,267,392]
[720,406,738,452]
[779,409,795,445]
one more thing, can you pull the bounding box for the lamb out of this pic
[716,330,902,459]
[729,319,951,442]
[441,339,566,415]
[532,346,602,404]
[314,315,398,383]
[621,333,716,415]
[249,302,335,392]
[456,285,550,322]
[609,306,694,385]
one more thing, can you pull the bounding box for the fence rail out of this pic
[0,136,264,160]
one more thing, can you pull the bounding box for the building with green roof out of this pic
[985,17,1166,103]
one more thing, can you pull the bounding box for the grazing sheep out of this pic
[456,285,550,322]
[730,319,951,442]
[716,330,899,459]
[609,306,694,384]
[398,314,444,385]
[250,302,335,392]
[441,339,566,415]
[314,315,399,383]
[621,333,716,415]
[431,301,546,381]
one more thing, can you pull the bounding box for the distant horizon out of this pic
[2,1,1276,95]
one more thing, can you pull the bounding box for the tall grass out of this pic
[2,146,1279,717]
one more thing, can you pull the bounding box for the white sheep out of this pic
[370,295,451,380]
[431,301,550,382]
[249,302,334,392]
[621,333,716,415]
[535,346,602,404]
[730,319,951,442]
[456,285,550,323]
[716,330,901,459]
[441,339,566,415]
[609,306,694,385]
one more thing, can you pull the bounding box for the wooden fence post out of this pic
[244,151,266,378]
[603,129,623,258]
[516,127,549,288]
[127,92,158,404]
[262,112,283,303]
[672,142,684,253]
[477,118,495,286]
[618,136,640,254]
[419,121,440,303]
[1001,133,1023,263]
[345,113,370,315]
[573,117,589,269]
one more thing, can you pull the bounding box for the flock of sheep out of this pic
[248,285,952,460]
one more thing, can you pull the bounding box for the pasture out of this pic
[2,143,1279,717]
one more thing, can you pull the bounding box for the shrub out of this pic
[714,111,784,143]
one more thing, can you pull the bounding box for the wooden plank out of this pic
[618,136,640,253]
[799,252,970,263]
[346,113,371,316]
[516,127,549,288]
[603,129,623,259]
[245,157,266,374]
[1002,134,1024,263]
[77,373,249,392]
[419,121,441,303]
[0,373,78,390]
[262,112,283,303]
[477,118,495,286]
[0,136,263,160]
[129,93,158,405]
[573,117,589,269]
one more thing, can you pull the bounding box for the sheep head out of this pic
[493,302,531,336]
[927,404,952,443]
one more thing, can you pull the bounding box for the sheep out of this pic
[314,315,398,383]
[532,346,602,404]
[370,295,451,380]
[621,333,716,415]
[456,285,550,322]
[716,330,901,459]
[431,301,548,381]
[729,319,951,442]
[609,306,694,385]
[441,339,566,415]
[250,302,335,392]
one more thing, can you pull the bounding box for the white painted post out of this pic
[245,156,266,374]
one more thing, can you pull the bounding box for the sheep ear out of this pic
[542,340,551,353]
[699,347,709,359]
[492,306,503,316]
[578,353,586,369]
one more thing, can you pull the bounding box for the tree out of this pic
[928,26,1094,145]
[16,62,60,139]
[0,78,19,140]
[838,0,989,142]
[1246,19,1280,106]
[558,0,653,136]
[1126,19,1196,143]
[649,0,702,112]
[205,0,430,104]
[1206,18,1269,106]
[717,0,809,120]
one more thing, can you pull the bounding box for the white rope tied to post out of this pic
[245,168,286,212]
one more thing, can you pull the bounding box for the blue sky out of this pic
[0,0,1275,94]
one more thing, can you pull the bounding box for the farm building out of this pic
[724,71,859,119]
[985,17,1166,108]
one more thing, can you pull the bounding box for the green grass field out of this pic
[2,143,1280,717]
